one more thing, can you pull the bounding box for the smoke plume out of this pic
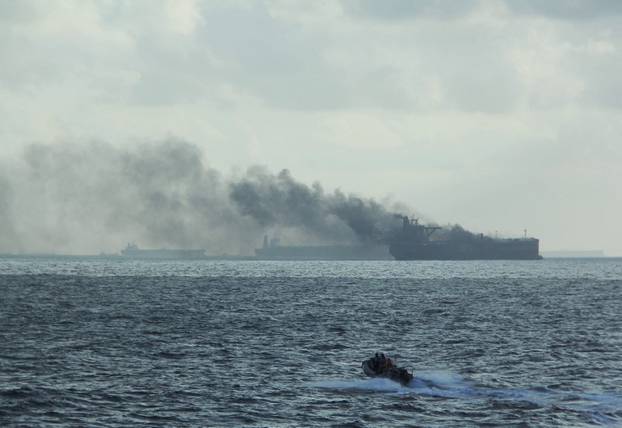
[0,139,404,255]
[230,168,397,244]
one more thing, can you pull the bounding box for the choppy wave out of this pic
[312,371,622,425]
[1,259,622,426]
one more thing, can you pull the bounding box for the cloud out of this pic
[342,0,478,20]
[505,0,622,21]
[3,0,619,113]
[1,0,622,254]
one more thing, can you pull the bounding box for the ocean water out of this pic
[1,257,621,427]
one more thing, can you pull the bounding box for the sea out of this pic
[1,256,621,427]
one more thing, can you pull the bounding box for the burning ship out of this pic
[389,216,542,260]
[255,216,541,261]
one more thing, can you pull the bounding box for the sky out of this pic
[0,0,621,255]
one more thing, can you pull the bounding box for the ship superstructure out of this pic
[389,216,541,260]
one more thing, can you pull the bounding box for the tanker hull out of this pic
[389,238,542,260]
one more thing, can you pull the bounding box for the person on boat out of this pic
[385,356,395,370]
[376,353,386,372]
[373,353,384,372]
[368,353,392,372]
[373,353,394,373]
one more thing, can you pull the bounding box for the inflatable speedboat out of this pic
[362,353,413,386]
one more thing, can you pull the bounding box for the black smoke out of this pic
[229,168,397,244]
[0,139,404,254]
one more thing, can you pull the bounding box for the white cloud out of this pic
[1,0,621,254]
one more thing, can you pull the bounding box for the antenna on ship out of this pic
[524,229,527,239]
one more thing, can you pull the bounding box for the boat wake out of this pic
[309,371,472,397]
[310,371,622,425]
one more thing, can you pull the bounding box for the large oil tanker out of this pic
[389,216,541,260]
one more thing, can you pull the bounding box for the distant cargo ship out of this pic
[120,243,206,259]
[389,217,541,260]
[255,236,392,260]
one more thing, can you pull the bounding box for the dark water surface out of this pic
[1,257,621,427]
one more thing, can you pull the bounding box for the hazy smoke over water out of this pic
[0,139,405,255]
[230,168,397,244]
[0,140,248,254]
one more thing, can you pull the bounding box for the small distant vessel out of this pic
[120,243,206,260]
[362,353,413,386]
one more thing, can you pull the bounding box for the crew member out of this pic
[385,357,395,370]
